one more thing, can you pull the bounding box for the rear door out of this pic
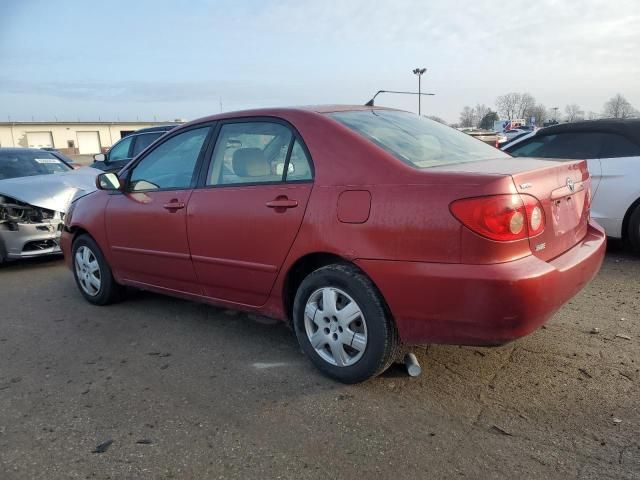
[590,132,640,235]
[187,119,314,306]
[105,126,212,294]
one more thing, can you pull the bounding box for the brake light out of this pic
[450,194,545,241]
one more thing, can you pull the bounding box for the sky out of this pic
[1,0,639,124]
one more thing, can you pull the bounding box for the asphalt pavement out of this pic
[0,245,638,479]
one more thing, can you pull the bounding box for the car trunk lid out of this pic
[512,159,589,261]
[431,157,590,261]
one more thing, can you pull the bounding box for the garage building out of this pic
[0,121,179,154]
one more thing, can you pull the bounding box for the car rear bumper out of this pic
[355,221,606,346]
[0,222,62,261]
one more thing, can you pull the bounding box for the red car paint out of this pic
[61,106,606,346]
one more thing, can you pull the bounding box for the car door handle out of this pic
[163,200,185,211]
[266,198,298,209]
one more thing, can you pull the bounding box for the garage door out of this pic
[26,131,54,148]
[77,131,102,154]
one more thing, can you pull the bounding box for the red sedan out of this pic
[61,106,606,383]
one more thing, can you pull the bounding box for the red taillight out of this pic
[450,194,545,241]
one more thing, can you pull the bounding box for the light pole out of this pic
[412,68,427,115]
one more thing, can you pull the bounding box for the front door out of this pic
[187,120,314,306]
[105,126,212,294]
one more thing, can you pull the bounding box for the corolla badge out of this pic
[566,178,575,192]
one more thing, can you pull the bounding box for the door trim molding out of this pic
[191,254,278,273]
[111,245,191,260]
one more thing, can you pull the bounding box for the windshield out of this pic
[0,150,72,180]
[329,110,509,168]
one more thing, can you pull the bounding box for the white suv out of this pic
[503,119,640,252]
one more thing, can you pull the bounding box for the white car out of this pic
[502,119,640,251]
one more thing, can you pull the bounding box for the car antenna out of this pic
[365,90,435,106]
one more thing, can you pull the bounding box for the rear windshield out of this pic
[0,151,72,180]
[329,110,508,168]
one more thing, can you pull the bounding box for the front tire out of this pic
[72,234,122,305]
[293,264,399,383]
[627,205,640,254]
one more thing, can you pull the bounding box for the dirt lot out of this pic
[0,245,638,479]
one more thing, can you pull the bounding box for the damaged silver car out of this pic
[0,148,99,263]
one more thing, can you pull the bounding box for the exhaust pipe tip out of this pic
[404,352,422,377]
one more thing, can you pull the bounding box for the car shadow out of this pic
[0,254,64,272]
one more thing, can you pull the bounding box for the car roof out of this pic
[182,105,400,126]
[537,118,640,143]
[131,124,179,134]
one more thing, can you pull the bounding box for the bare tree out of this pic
[587,111,599,120]
[517,93,536,119]
[459,106,475,128]
[565,104,584,122]
[496,93,520,120]
[528,104,548,126]
[496,92,536,120]
[603,94,637,119]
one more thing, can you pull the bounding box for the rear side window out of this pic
[286,140,313,181]
[599,133,640,158]
[508,132,603,159]
[132,132,163,157]
[207,122,292,186]
[329,110,508,168]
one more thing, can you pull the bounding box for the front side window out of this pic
[509,132,603,159]
[108,136,133,161]
[206,122,293,186]
[329,110,508,168]
[129,127,210,191]
[132,132,163,157]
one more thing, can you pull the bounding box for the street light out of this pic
[412,68,427,115]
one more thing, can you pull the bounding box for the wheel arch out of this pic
[281,252,393,326]
[67,226,91,244]
[621,196,640,240]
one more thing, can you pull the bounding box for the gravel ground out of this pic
[0,245,638,479]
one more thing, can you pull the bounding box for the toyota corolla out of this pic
[61,106,606,383]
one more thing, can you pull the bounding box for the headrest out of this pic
[232,148,269,177]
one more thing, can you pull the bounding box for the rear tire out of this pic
[71,234,122,305]
[293,264,399,383]
[628,205,640,254]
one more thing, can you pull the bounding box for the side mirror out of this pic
[95,172,122,191]
[93,153,106,162]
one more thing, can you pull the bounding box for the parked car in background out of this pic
[0,148,99,262]
[504,128,529,141]
[42,147,80,169]
[503,119,640,252]
[62,106,605,383]
[462,129,504,147]
[91,125,177,172]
